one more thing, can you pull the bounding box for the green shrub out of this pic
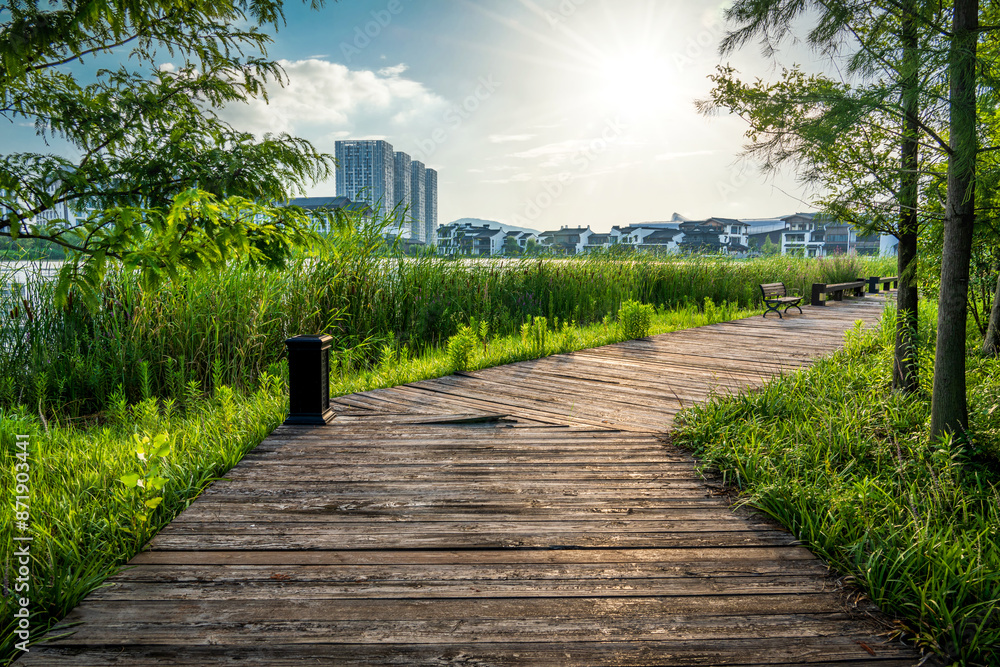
[520,315,548,355]
[618,299,654,339]
[446,325,477,372]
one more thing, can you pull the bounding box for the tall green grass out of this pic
[674,304,1000,665]
[332,297,754,397]
[1,232,894,419]
[0,375,286,664]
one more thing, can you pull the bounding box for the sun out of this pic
[595,48,676,116]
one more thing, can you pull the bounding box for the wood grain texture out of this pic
[21,296,927,665]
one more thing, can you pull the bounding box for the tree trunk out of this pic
[983,270,1000,356]
[930,0,978,439]
[894,1,920,393]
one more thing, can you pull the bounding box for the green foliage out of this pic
[617,299,654,339]
[117,431,172,524]
[0,0,334,304]
[0,372,285,663]
[520,316,549,355]
[0,253,895,418]
[446,325,477,372]
[674,304,1000,664]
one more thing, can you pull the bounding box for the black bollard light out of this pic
[284,334,335,425]
[811,283,826,307]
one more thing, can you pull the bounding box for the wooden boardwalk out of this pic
[22,297,924,665]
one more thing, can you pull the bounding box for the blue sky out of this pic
[9,0,833,232]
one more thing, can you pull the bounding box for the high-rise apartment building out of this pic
[410,161,426,243]
[335,140,395,220]
[393,152,412,231]
[334,139,439,243]
[424,168,438,245]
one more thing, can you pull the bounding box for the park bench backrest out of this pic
[760,283,787,299]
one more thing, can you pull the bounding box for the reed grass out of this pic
[0,232,894,419]
[674,303,1000,665]
[331,297,755,397]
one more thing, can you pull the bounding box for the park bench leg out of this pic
[785,303,803,315]
[763,301,782,318]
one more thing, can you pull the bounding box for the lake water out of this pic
[1,261,63,287]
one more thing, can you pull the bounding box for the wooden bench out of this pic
[760,282,803,319]
[810,280,866,306]
[867,276,898,294]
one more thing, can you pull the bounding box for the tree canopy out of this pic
[0,0,334,304]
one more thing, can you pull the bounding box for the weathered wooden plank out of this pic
[217,463,708,483]
[106,560,832,584]
[45,611,882,642]
[90,574,835,601]
[147,529,799,551]
[195,485,730,502]
[20,302,924,666]
[16,642,921,667]
[173,504,761,523]
[127,546,821,566]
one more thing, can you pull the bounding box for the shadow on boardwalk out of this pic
[22,297,925,665]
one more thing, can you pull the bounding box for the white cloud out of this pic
[489,133,536,143]
[378,64,409,77]
[219,59,447,138]
[655,150,717,161]
[509,139,591,160]
[484,173,535,184]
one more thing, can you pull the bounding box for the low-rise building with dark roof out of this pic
[677,218,749,254]
[284,196,377,233]
[538,226,593,254]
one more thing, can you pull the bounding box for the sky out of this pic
[7,0,837,233]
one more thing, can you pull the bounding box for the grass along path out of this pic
[0,297,754,665]
[674,305,1000,665]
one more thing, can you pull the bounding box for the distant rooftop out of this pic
[286,196,372,214]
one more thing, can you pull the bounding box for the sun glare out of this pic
[596,49,675,116]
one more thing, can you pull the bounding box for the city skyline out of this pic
[6,0,837,233]
[335,139,439,241]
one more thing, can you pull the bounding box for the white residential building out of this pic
[410,161,426,242]
[335,140,395,221]
[437,219,539,256]
[780,213,826,257]
[424,168,438,246]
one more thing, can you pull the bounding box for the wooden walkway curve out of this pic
[22,296,925,665]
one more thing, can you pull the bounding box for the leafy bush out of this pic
[446,325,477,371]
[520,316,548,355]
[618,299,654,339]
